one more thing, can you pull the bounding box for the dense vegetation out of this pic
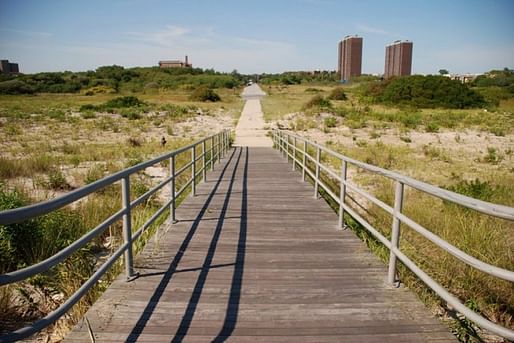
[364,75,486,109]
[259,71,339,85]
[0,65,244,95]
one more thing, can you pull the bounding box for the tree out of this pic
[439,69,449,75]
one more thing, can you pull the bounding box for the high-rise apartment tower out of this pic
[337,36,362,82]
[384,40,413,78]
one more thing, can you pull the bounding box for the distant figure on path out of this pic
[161,136,167,147]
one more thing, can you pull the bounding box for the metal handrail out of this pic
[0,129,231,342]
[272,129,514,340]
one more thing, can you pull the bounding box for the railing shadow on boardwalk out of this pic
[128,147,248,342]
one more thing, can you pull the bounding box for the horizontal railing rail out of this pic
[272,129,514,341]
[0,129,231,342]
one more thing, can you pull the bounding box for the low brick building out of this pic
[158,55,192,69]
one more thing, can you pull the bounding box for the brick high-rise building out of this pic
[384,41,413,78]
[337,36,362,82]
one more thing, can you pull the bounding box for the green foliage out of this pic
[365,75,486,109]
[303,95,332,110]
[47,170,70,190]
[425,122,439,133]
[473,68,514,88]
[304,87,322,93]
[260,71,339,85]
[323,116,337,128]
[104,96,145,108]
[189,87,221,102]
[328,87,347,100]
[0,80,35,94]
[119,108,142,120]
[0,66,241,95]
[0,185,84,273]
[80,96,146,115]
[483,147,503,164]
[446,178,498,202]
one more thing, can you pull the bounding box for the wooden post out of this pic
[388,181,404,286]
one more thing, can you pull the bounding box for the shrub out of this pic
[189,87,221,102]
[47,170,70,190]
[425,122,439,133]
[82,85,116,96]
[367,75,486,109]
[119,108,142,120]
[447,179,497,202]
[324,116,337,128]
[104,96,145,108]
[303,95,332,110]
[0,80,35,95]
[80,110,96,119]
[328,87,347,100]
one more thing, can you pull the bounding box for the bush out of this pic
[82,85,116,96]
[0,185,84,273]
[425,122,439,133]
[104,96,145,108]
[324,116,337,128]
[189,87,221,102]
[0,80,35,95]
[366,75,486,109]
[303,95,332,110]
[119,108,142,120]
[328,87,347,101]
[447,179,497,202]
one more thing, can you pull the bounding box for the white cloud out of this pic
[356,24,393,37]
[126,25,193,46]
[0,28,52,38]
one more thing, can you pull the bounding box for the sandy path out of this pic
[233,84,273,147]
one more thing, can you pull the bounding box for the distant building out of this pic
[384,41,413,78]
[443,73,479,83]
[337,36,363,82]
[158,55,192,69]
[0,59,20,75]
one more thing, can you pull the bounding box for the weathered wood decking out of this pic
[66,147,455,342]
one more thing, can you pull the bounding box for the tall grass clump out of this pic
[303,95,332,111]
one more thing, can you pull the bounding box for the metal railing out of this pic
[0,130,231,342]
[272,129,514,341]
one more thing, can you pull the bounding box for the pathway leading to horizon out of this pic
[233,84,272,147]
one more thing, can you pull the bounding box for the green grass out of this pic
[260,84,514,136]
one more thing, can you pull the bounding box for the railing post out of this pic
[170,155,176,223]
[202,140,206,182]
[121,176,136,280]
[211,136,215,171]
[313,147,321,198]
[338,160,348,229]
[220,132,225,162]
[215,134,219,164]
[191,146,196,197]
[292,137,296,171]
[281,132,285,157]
[388,181,404,286]
[226,130,230,152]
[302,140,307,182]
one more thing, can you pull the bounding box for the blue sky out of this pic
[1,0,513,74]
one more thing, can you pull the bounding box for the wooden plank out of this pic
[64,147,455,342]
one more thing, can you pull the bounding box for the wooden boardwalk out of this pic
[66,147,455,342]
